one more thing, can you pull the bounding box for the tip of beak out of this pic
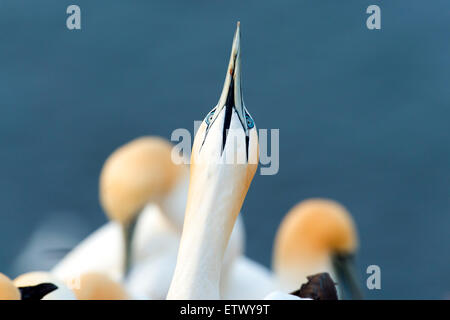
[229,22,241,76]
[216,22,247,132]
[219,22,241,101]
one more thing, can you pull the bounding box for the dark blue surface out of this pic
[0,0,449,299]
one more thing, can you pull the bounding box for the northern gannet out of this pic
[225,199,360,300]
[273,198,363,299]
[99,137,187,276]
[167,22,259,300]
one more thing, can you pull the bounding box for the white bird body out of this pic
[125,213,245,299]
[51,221,122,281]
[51,203,171,282]
[126,248,178,299]
[222,256,276,299]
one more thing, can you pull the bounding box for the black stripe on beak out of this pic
[221,77,235,153]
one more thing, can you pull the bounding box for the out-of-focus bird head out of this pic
[99,136,186,226]
[273,199,362,299]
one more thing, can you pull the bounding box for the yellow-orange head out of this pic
[99,136,185,225]
[273,199,358,292]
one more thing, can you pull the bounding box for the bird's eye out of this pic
[245,112,254,129]
[205,109,216,126]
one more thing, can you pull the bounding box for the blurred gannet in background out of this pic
[230,198,358,300]
[52,137,188,281]
[167,22,259,299]
[273,198,363,299]
[99,137,188,276]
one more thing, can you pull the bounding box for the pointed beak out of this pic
[18,283,58,300]
[216,22,247,134]
[331,253,364,300]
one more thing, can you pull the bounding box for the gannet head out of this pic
[0,273,20,300]
[14,271,76,300]
[192,22,257,275]
[67,272,129,300]
[100,136,186,226]
[273,199,362,299]
[188,22,258,234]
[191,21,258,192]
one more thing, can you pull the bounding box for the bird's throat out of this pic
[167,166,244,299]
